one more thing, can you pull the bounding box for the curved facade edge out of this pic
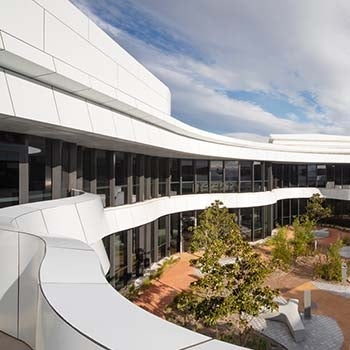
[0,195,247,350]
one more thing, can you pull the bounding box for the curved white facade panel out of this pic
[0,194,248,350]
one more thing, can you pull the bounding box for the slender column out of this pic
[193,160,198,193]
[165,158,171,196]
[68,143,77,191]
[145,157,151,200]
[108,151,116,207]
[223,160,226,193]
[152,220,159,262]
[267,162,273,191]
[19,137,29,204]
[152,158,159,198]
[179,160,183,195]
[126,229,133,275]
[89,149,97,194]
[126,154,133,204]
[137,155,145,202]
[52,139,62,199]
[179,213,184,253]
[165,215,171,256]
[145,223,152,265]
[76,146,83,191]
[208,160,212,193]
[251,207,255,241]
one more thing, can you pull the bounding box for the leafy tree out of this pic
[292,217,315,257]
[270,225,293,269]
[304,193,332,223]
[173,201,278,344]
[315,239,342,282]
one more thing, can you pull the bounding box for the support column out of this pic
[267,162,273,191]
[138,155,145,202]
[145,223,152,266]
[108,151,116,207]
[19,137,29,204]
[165,158,171,196]
[89,149,97,194]
[179,212,184,253]
[145,157,151,200]
[126,229,133,276]
[152,158,159,198]
[126,153,133,204]
[68,143,77,192]
[52,139,62,199]
[251,207,255,241]
[165,215,171,256]
[76,146,83,191]
[152,220,159,262]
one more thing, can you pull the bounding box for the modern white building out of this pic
[1,0,350,349]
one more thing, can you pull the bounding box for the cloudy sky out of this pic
[71,0,350,140]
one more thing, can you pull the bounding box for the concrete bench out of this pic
[263,297,305,343]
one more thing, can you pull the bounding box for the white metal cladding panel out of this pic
[0,0,44,49]
[40,58,91,92]
[90,240,110,275]
[36,292,106,350]
[44,12,118,88]
[15,211,48,236]
[0,32,55,77]
[113,111,136,141]
[18,234,45,348]
[87,20,139,74]
[75,198,109,245]
[41,204,86,242]
[0,70,14,116]
[0,230,18,338]
[6,73,60,125]
[53,90,92,132]
[41,283,210,350]
[40,247,106,284]
[87,102,116,137]
[36,0,89,39]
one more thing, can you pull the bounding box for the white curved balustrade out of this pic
[0,188,347,349]
[0,193,249,350]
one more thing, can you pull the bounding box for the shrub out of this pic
[315,240,343,282]
[342,236,350,246]
[270,226,292,270]
[292,217,315,257]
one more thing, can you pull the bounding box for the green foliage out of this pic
[315,240,343,282]
[292,217,315,257]
[304,193,332,223]
[175,201,278,339]
[342,236,350,246]
[270,226,292,269]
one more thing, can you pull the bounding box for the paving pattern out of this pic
[313,281,350,298]
[251,314,343,350]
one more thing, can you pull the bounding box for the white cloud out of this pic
[71,0,350,137]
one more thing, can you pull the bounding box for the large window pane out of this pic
[210,160,223,192]
[182,160,194,194]
[195,160,209,193]
[224,160,239,192]
[115,152,127,205]
[240,161,252,192]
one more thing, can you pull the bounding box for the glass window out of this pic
[224,160,239,192]
[253,207,263,240]
[170,159,180,195]
[240,207,252,240]
[28,136,52,202]
[115,152,127,205]
[195,160,209,193]
[159,158,168,196]
[158,216,167,259]
[210,160,223,193]
[307,164,317,187]
[254,161,262,192]
[114,231,127,290]
[298,165,307,187]
[316,165,327,187]
[96,150,109,206]
[240,161,252,192]
[181,160,194,194]
[170,213,180,254]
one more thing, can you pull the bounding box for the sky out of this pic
[71,0,350,141]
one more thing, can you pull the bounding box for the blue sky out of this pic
[72,0,349,140]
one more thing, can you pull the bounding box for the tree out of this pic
[173,201,278,344]
[292,216,314,257]
[304,193,332,223]
[270,225,293,269]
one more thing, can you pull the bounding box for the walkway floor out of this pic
[134,250,350,350]
[134,253,198,318]
[0,331,31,350]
